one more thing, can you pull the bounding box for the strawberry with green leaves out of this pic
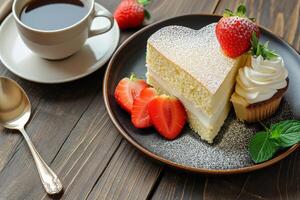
[114,0,151,30]
[216,5,260,58]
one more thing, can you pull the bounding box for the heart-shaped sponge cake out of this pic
[146,23,247,143]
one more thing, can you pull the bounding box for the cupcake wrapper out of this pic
[232,96,283,123]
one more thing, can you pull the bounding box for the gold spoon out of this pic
[0,77,63,195]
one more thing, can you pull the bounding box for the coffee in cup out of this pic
[13,0,114,60]
[20,0,89,31]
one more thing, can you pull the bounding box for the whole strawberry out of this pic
[216,5,260,58]
[114,0,151,30]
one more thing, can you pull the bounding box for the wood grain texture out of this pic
[0,0,299,199]
[86,141,163,200]
[145,0,219,22]
[151,168,206,200]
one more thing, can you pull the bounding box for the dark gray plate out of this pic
[103,15,300,174]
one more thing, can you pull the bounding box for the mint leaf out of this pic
[249,120,300,164]
[264,49,278,60]
[270,120,300,147]
[256,42,262,57]
[250,33,279,60]
[270,120,292,138]
[249,131,278,163]
[250,32,258,55]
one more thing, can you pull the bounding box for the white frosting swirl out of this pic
[235,55,288,104]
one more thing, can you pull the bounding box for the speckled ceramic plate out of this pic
[103,15,300,174]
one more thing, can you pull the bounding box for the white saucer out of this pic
[0,3,120,84]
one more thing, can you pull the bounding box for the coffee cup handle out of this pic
[88,9,114,38]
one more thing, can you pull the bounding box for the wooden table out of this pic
[0,0,299,199]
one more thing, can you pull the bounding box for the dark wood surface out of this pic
[0,0,299,199]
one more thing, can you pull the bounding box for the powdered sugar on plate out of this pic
[132,100,293,170]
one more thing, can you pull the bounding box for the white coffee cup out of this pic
[12,0,114,60]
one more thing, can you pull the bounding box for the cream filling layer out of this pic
[147,68,228,128]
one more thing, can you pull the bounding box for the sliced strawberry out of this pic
[148,95,187,140]
[131,87,157,128]
[114,74,148,113]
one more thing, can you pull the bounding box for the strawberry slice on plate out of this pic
[114,74,148,113]
[131,87,157,128]
[148,95,187,140]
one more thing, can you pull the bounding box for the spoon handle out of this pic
[19,127,63,195]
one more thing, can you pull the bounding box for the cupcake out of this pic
[231,34,289,122]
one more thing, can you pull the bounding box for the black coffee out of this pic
[20,0,89,31]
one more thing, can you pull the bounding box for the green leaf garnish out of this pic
[249,120,300,163]
[250,33,279,60]
[270,120,300,147]
[249,131,278,163]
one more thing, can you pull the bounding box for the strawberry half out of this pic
[114,0,151,30]
[131,87,157,128]
[216,4,260,58]
[114,74,148,113]
[148,95,187,140]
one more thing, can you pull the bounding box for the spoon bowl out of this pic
[0,77,30,129]
[0,76,63,195]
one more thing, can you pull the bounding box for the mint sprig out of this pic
[249,120,300,163]
[250,33,279,60]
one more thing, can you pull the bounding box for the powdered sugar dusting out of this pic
[148,23,237,94]
[132,100,292,170]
